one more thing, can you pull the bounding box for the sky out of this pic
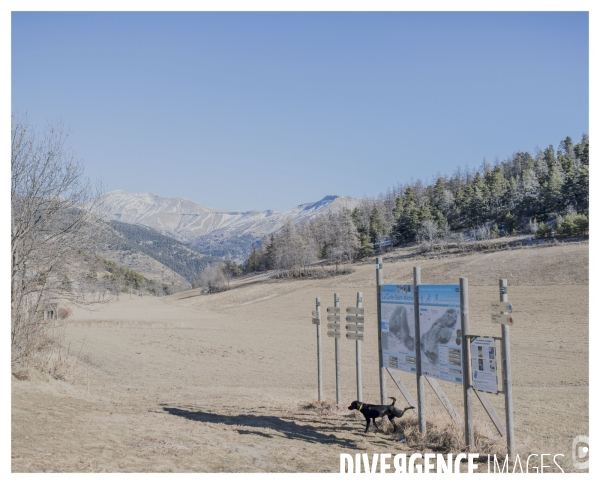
[11,10,589,212]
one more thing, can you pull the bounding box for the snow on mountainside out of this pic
[99,191,360,260]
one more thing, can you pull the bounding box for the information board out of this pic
[470,337,498,393]
[418,284,463,385]
[380,285,416,374]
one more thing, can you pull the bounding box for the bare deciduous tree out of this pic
[11,114,105,368]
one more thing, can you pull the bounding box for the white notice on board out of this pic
[470,337,498,393]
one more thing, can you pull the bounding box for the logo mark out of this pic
[572,435,589,469]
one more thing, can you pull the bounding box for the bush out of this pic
[556,213,588,236]
[536,222,552,238]
[57,307,72,320]
[573,214,589,234]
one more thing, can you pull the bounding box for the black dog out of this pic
[348,397,414,432]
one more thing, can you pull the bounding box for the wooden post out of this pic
[356,292,363,402]
[500,279,515,459]
[316,297,323,401]
[413,266,426,434]
[334,292,341,404]
[376,257,387,405]
[460,278,474,449]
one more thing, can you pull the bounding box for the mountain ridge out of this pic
[100,190,360,260]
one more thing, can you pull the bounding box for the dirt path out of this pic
[12,243,588,472]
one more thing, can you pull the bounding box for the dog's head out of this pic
[348,401,360,410]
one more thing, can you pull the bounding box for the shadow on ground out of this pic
[163,406,359,448]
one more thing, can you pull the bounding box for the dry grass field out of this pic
[11,242,588,472]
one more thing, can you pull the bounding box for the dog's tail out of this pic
[388,397,397,406]
[403,406,415,412]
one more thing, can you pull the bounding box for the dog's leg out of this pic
[388,416,398,432]
[372,418,379,429]
[364,417,370,433]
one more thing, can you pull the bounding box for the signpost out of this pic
[333,293,341,403]
[347,293,364,401]
[315,298,322,401]
[499,279,515,459]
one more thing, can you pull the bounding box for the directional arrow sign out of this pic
[346,333,364,341]
[345,324,364,332]
[327,331,341,338]
[327,307,340,314]
[327,323,340,330]
[491,301,514,312]
[345,315,364,323]
[327,315,341,322]
[346,307,364,315]
[312,318,320,325]
[492,313,515,325]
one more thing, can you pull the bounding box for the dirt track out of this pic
[12,242,589,472]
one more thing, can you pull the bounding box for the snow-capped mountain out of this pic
[99,191,360,260]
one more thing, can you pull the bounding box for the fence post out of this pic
[316,297,323,401]
[334,292,341,404]
[500,279,515,459]
[460,277,474,449]
[376,257,387,405]
[356,292,363,402]
[413,266,426,434]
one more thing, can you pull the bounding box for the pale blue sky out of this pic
[12,11,589,211]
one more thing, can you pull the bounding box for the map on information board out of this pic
[380,285,416,374]
[418,284,463,385]
[471,337,498,393]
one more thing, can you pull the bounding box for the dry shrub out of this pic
[300,399,349,416]
[396,413,507,455]
[57,307,72,319]
[11,320,78,381]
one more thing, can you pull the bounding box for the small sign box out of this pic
[327,314,341,322]
[312,310,319,317]
[491,301,514,312]
[312,318,320,325]
[327,323,340,330]
[345,324,364,332]
[346,307,364,315]
[492,313,515,325]
[327,307,340,314]
[346,333,364,341]
[327,331,341,338]
[470,337,498,393]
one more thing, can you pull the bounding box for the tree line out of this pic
[240,134,588,274]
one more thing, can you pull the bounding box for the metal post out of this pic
[376,258,387,405]
[460,278,474,449]
[334,292,341,404]
[500,279,515,459]
[413,267,426,434]
[316,297,323,401]
[356,292,363,402]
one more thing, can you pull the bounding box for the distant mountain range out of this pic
[100,191,360,261]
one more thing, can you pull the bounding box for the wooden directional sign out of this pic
[327,314,341,322]
[327,331,341,338]
[345,324,364,332]
[345,315,364,323]
[346,307,364,315]
[312,318,320,325]
[346,332,364,341]
[327,307,340,314]
[492,313,515,325]
[491,301,514,312]
[327,323,340,330]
